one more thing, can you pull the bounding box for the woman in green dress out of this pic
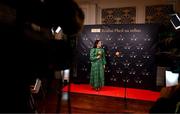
[90,40,106,91]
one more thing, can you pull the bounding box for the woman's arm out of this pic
[90,48,99,62]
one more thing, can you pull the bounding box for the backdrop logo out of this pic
[91,28,101,32]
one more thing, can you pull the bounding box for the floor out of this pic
[37,89,156,113]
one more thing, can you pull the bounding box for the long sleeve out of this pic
[90,48,98,62]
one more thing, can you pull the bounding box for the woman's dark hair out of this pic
[93,40,100,48]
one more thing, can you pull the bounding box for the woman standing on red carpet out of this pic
[90,40,106,91]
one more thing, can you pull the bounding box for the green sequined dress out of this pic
[90,48,106,89]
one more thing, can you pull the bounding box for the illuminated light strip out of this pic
[170,13,180,30]
[55,26,61,33]
[51,26,62,34]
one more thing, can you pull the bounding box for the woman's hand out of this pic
[97,55,101,59]
[98,51,102,55]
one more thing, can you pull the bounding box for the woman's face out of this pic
[97,41,102,48]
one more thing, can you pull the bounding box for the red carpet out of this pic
[62,83,160,102]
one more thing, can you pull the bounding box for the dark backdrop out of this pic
[73,24,159,90]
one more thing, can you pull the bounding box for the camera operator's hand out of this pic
[160,84,180,98]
